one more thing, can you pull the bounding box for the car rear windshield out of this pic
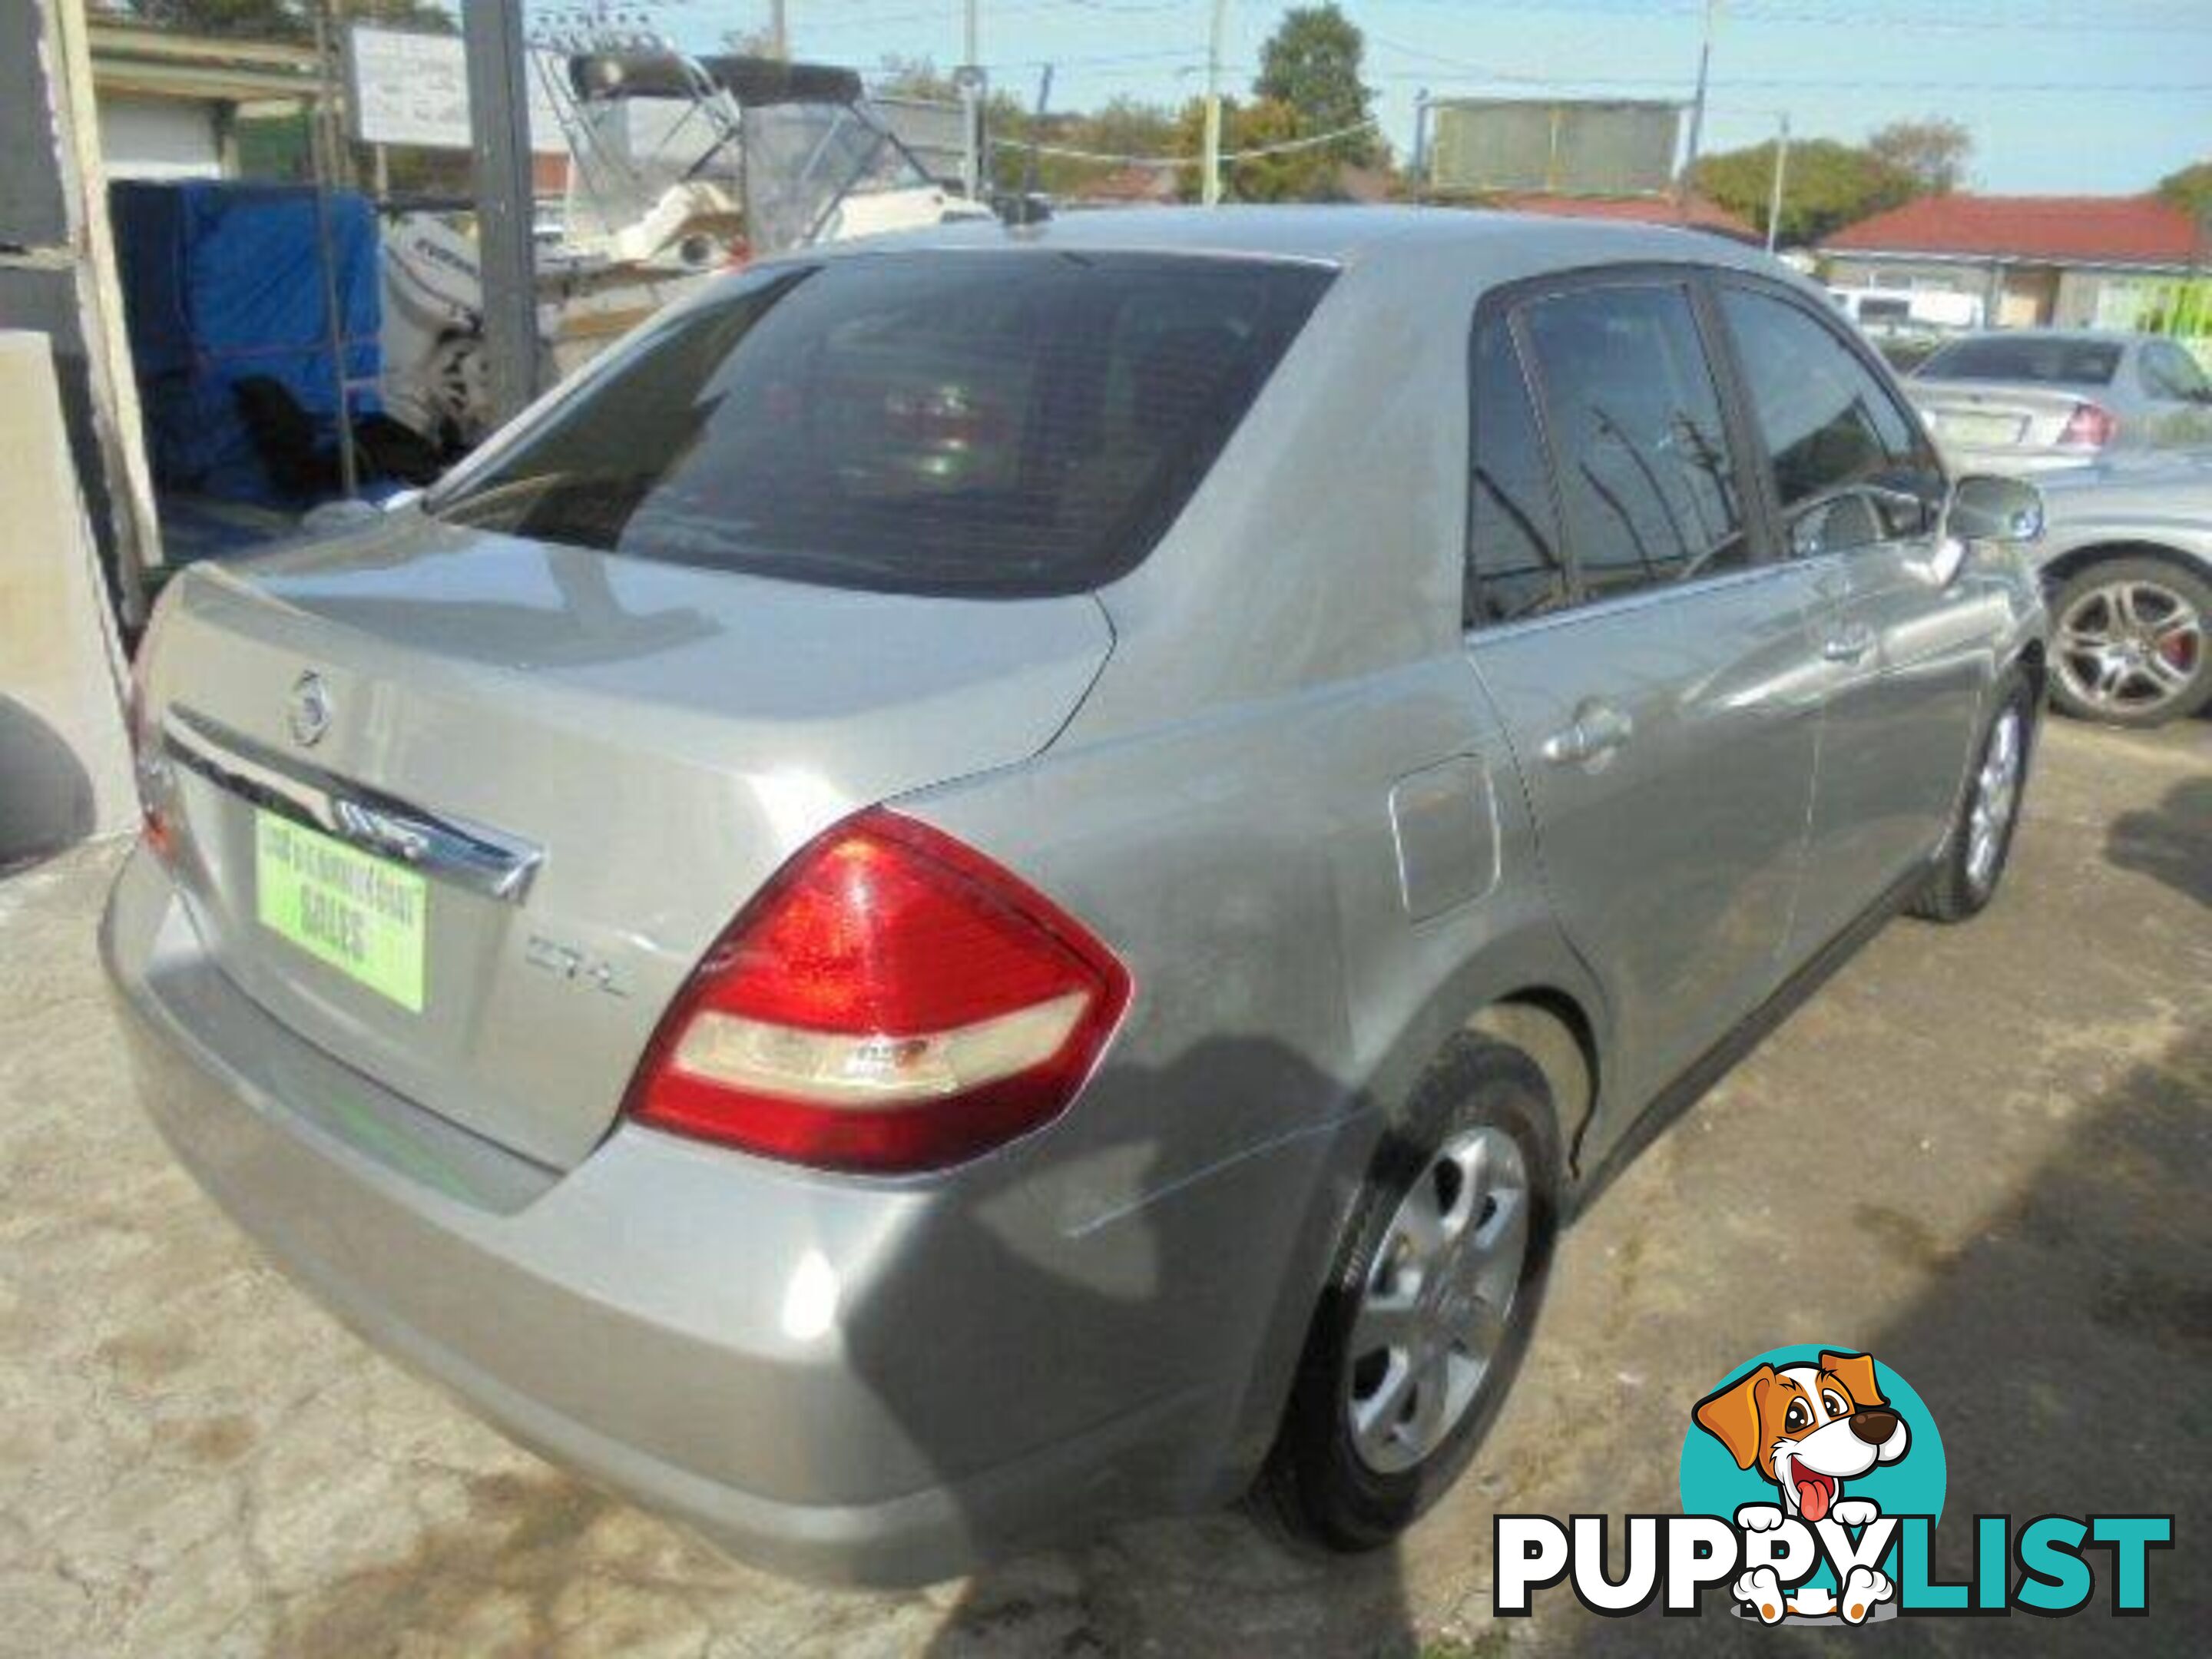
[429,251,1333,597]
[1917,335,2123,386]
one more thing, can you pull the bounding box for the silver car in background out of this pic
[103,210,2048,1584]
[1909,328,2212,475]
[2019,455,2212,725]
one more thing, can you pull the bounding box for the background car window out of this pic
[1465,316,1571,626]
[430,252,1331,598]
[1719,287,1944,558]
[1917,334,2121,386]
[1520,283,1749,601]
[2142,340,2210,402]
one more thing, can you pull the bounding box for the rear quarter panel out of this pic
[896,653,1598,1497]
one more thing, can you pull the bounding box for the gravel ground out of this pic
[1,715,2205,1657]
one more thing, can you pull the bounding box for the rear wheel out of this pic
[2048,557,2212,727]
[1913,670,2034,924]
[1257,1036,1558,1551]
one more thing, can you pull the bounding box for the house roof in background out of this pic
[1482,191,1760,243]
[1823,194,2204,267]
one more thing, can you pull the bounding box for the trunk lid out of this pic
[144,515,1112,1170]
[1908,378,2101,453]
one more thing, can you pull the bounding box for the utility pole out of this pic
[959,3,982,200]
[465,0,540,425]
[1412,90,1432,204]
[1202,0,1227,205]
[1765,111,1790,253]
[1680,0,1719,210]
[769,1,788,61]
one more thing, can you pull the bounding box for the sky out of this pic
[642,0,2212,195]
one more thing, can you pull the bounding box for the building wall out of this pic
[1823,255,1985,293]
[97,91,223,180]
[1997,267,2060,328]
[1824,253,2197,331]
[0,333,136,868]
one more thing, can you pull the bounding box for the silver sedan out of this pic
[103,208,2048,1583]
[1909,329,2212,476]
[2016,455,2212,725]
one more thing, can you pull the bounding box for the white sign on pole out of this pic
[346,25,563,154]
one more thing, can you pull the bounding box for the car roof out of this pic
[804,204,1780,275]
[1939,327,2144,348]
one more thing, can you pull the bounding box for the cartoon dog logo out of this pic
[1694,1349,1910,1624]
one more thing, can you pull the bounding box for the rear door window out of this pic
[1518,282,1752,602]
[431,252,1333,597]
[1465,315,1571,626]
[2142,339,2210,402]
[1718,286,1945,558]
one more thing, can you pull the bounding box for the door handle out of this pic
[1541,703,1634,767]
[1822,625,1876,664]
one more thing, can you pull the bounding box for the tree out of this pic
[1694,137,1916,247]
[1173,97,1343,204]
[1253,2,1376,167]
[872,55,965,104]
[1866,117,1972,196]
[2157,159,2212,223]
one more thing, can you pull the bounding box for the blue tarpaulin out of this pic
[111,180,382,507]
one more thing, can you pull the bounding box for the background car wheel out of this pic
[1256,1035,1558,1552]
[1912,670,2035,925]
[2048,557,2212,727]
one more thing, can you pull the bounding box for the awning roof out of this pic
[89,18,324,107]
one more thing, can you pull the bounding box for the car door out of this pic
[1463,274,1827,1129]
[1710,280,1994,962]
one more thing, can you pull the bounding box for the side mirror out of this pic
[1944,473,2045,544]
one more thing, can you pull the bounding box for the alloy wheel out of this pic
[1966,705,2023,895]
[2055,578,2204,719]
[1344,1125,1530,1475]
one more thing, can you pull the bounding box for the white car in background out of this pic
[1828,285,1985,334]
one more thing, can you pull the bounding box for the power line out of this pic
[993,115,1380,168]
[794,0,1181,31]
[1376,71,2212,94]
[1373,0,2207,29]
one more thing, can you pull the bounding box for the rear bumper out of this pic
[1933,444,2107,478]
[99,847,1278,1584]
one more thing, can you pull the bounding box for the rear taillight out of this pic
[127,593,175,862]
[626,810,1131,1173]
[2058,400,2118,449]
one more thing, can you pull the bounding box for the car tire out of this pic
[1255,1035,1558,1553]
[2048,556,2212,727]
[1912,669,2035,925]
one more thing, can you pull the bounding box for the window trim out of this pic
[1701,269,1952,561]
[1462,303,1574,629]
[1463,261,1777,634]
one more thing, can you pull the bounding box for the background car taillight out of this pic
[2058,400,2118,450]
[625,809,1131,1173]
